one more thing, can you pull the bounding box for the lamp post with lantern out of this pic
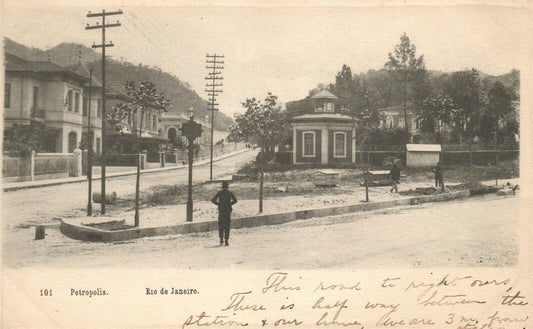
[180,109,202,222]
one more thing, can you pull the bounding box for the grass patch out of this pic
[104,160,518,212]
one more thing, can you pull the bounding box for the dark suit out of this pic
[388,164,401,193]
[211,189,237,241]
[434,164,443,188]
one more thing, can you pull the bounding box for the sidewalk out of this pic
[69,176,518,231]
[59,169,519,241]
[61,186,474,242]
[65,181,443,228]
[2,148,251,192]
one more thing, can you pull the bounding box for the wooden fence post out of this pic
[30,150,35,181]
[470,142,474,167]
[82,149,88,175]
[73,149,82,177]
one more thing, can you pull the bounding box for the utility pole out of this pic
[87,70,93,216]
[180,115,203,222]
[205,54,224,181]
[86,9,122,214]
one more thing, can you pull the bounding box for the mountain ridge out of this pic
[4,38,234,130]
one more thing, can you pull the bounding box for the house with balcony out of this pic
[4,52,89,153]
[289,90,356,165]
[67,61,105,155]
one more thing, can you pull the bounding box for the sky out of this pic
[2,0,531,116]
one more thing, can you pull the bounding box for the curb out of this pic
[61,190,471,242]
[3,148,251,192]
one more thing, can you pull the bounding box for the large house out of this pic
[67,60,104,155]
[289,90,356,165]
[4,51,170,156]
[378,104,455,143]
[4,52,93,153]
[378,104,421,133]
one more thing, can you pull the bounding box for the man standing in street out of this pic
[433,161,444,191]
[388,159,401,193]
[211,181,237,246]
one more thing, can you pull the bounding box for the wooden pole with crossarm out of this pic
[205,54,224,181]
[86,9,122,214]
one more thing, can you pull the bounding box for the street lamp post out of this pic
[180,114,202,222]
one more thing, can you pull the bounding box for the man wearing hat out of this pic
[211,181,238,246]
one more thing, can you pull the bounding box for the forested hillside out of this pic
[287,68,519,116]
[4,38,234,130]
[286,34,519,148]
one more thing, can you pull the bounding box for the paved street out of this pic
[1,149,258,229]
[3,194,518,268]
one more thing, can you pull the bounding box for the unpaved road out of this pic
[3,194,518,268]
[1,149,257,228]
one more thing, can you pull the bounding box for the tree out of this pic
[420,94,457,142]
[332,64,356,110]
[385,33,427,134]
[229,93,287,213]
[444,68,481,143]
[486,81,515,145]
[3,122,47,155]
[113,81,169,226]
[107,103,131,129]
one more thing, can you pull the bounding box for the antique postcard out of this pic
[1,0,532,328]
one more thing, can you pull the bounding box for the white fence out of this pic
[2,150,82,183]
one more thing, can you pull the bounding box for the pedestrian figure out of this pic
[211,181,237,246]
[388,159,401,193]
[433,162,444,190]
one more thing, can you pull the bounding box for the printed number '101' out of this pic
[40,289,52,296]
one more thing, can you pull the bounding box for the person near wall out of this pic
[211,181,238,246]
[433,161,444,191]
[388,159,401,193]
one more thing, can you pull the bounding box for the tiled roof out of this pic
[106,86,130,100]
[290,113,353,121]
[67,63,103,87]
[6,53,66,73]
[161,112,184,119]
[5,52,87,82]
[378,103,415,112]
[311,90,338,100]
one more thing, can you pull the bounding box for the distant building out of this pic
[105,90,166,155]
[378,104,453,142]
[289,90,356,165]
[159,112,211,149]
[378,104,420,133]
[4,52,91,153]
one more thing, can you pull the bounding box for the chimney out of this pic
[47,51,52,62]
[78,45,82,65]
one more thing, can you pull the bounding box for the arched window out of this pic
[68,131,77,153]
[168,127,177,141]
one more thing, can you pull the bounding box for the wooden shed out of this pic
[406,144,441,167]
[314,169,339,187]
[361,170,392,186]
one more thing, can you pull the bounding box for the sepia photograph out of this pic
[1,0,531,328]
